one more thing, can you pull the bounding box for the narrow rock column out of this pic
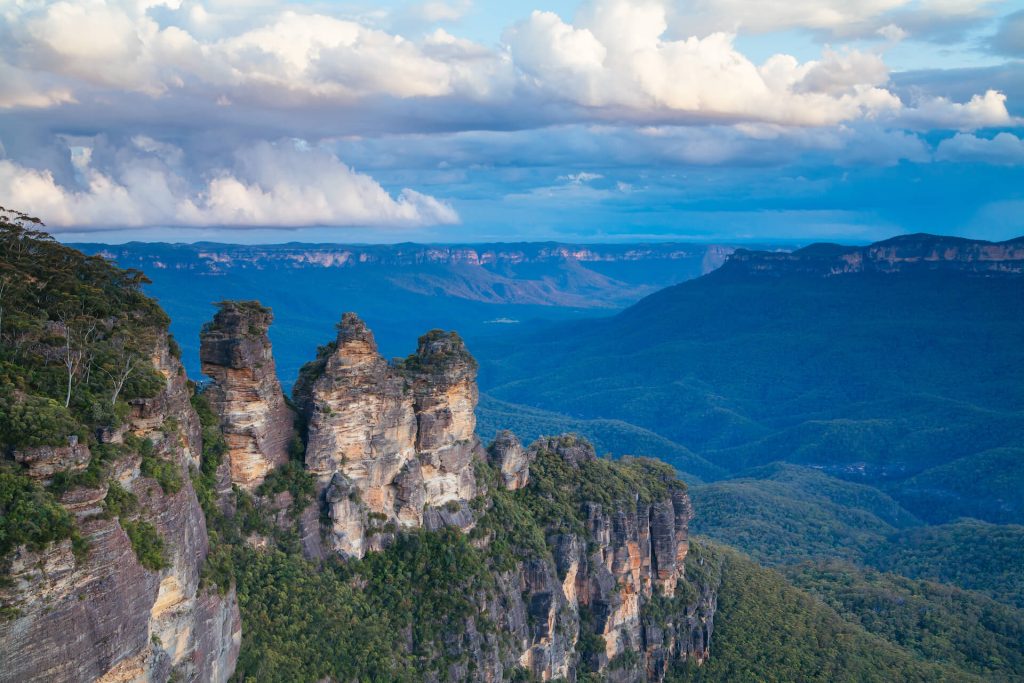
[199,301,294,491]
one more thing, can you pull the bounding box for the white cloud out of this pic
[505,5,901,125]
[0,0,1016,232]
[4,2,509,105]
[0,59,76,109]
[559,172,604,184]
[0,0,1010,132]
[0,139,458,229]
[896,89,1015,130]
[414,1,473,23]
[935,132,1024,164]
[876,23,908,41]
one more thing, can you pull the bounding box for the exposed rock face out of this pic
[488,430,531,490]
[520,437,708,681]
[294,314,480,558]
[12,440,90,482]
[200,301,294,491]
[0,335,240,683]
[443,435,713,683]
[726,234,1024,278]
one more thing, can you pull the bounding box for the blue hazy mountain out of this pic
[75,241,743,389]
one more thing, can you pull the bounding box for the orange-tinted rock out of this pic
[200,301,294,491]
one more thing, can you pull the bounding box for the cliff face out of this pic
[180,306,717,681]
[199,301,294,491]
[0,335,240,683]
[294,313,480,558]
[726,234,1024,277]
[511,437,712,682]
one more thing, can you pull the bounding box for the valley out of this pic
[3,221,1022,682]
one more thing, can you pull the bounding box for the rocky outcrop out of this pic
[200,301,294,491]
[726,234,1024,278]
[294,314,481,558]
[0,335,240,683]
[518,436,708,681]
[448,435,713,683]
[12,439,90,482]
[488,430,531,490]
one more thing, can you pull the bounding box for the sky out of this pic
[0,0,1022,244]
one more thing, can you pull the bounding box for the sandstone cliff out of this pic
[293,313,480,558]
[0,334,240,683]
[726,233,1024,277]
[199,301,294,491]
[508,436,712,682]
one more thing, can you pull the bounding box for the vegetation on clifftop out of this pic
[0,210,173,574]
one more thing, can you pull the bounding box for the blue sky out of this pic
[1,0,1022,244]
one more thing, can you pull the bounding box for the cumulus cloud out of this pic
[504,5,902,125]
[0,0,1016,233]
[876,23,908,41]
[896,89,1015,130]
[0,138,458,229]
[935,132,1024,164]
[3,2,510,106]
[0,59,76,109]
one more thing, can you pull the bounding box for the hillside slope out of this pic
[475,234,1024,524]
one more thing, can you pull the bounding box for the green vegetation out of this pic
[189,388,227,518]
[102,480,138,519]
[512,437,682,536]
[122,519,168,571]
[0,465,76,561]
[689,464,923,566]
[474,264,1024,525]
[866,520,1024,608]
[228,528,499,682]
[785,560,1024,680]
[894,446,1024,524]
[668,542,975,683]
[476,394,722,482]
[257,460,315,514]
[690,475,898,565]
[0,209,176,572]
[0,391,84,449]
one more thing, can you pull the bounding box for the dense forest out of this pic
[3,217,1022,682]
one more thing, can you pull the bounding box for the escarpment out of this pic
[0,334,240,683]
[725,233,1024,277]
[199,301,294,491]
[209,309,716,681]
[292,313,480,558]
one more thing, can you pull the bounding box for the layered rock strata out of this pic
[199,301,294,491]
[438,435,715,682]
[293,313,480,558]
[0,335,240,683]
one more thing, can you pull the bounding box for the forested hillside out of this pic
[474,235,1024,526]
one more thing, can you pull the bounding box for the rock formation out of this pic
[200,301,294,491]
[293,313,481,558]
[427,434,714,682]
[487,430,531,490]
[0,334,240,683]
[518,436,709,681]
